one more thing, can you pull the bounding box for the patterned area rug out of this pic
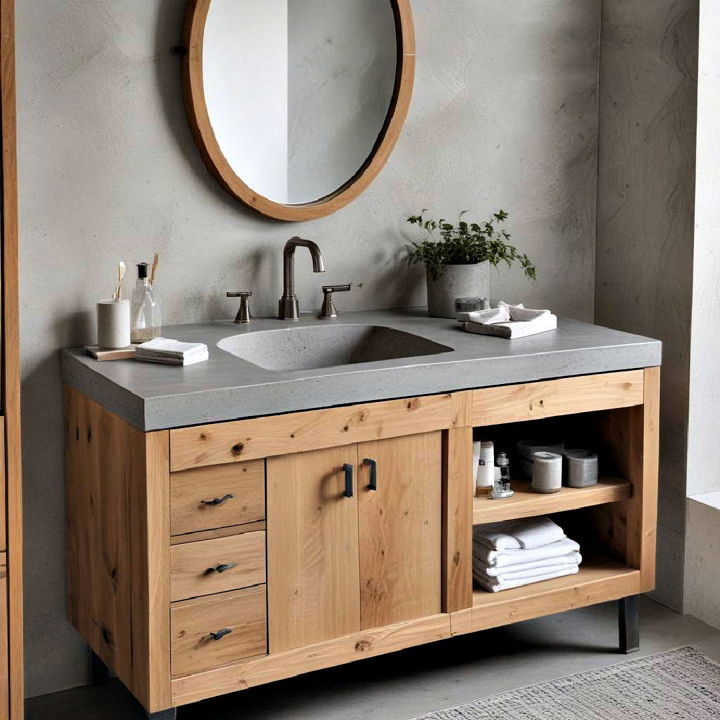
[415,647,720,719]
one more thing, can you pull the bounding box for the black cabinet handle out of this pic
[205,563,237,575]
[201,493,235,506]
[343,463,354,498]
[209,628,232,641]
[364,458,377,490]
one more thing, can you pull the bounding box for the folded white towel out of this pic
[457,305,511,324]
[473,517,566,551]
[475,552,582,579]
[135,337,209,366]
[502,303,550,322]
[474,564,579,593]
[473,537,581,569]
[461,302,558,339]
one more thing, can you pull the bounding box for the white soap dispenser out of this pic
[131,261,162,343]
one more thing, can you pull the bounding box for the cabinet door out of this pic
[267,445,360,653]
[0,418,5,551]
[0,553,7,718]
[358,432,442,628]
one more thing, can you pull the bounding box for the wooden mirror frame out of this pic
[183,0,415,222]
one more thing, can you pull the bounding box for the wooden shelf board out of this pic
[473,476,631,525]
[470,552,641,633]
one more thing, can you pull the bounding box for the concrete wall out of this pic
[683,0,720,630]
[17,0,600,697]
[595,0,698,611]
[686,0,720,498]
[685,494,720,627]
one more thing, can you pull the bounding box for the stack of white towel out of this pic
[135,337,209,366]
[458,302,557,339]
[473,516,581,592]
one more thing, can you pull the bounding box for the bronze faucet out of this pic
[278,237,325,320]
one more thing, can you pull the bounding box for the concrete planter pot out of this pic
[426,262,490,318]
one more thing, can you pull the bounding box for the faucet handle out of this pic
[227,291,253,324]
[319,284,351,319]
[322,284,351,294]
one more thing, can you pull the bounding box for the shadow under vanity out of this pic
[61,309,660,718]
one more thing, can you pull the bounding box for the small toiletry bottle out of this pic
[476,458,486,495]
[131,262,162,343]
[497,452,511,487]
[475,441,495,495]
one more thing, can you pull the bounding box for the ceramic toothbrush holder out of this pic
[97,299,131,349]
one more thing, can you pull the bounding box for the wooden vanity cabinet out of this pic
[267,432,442,653]
[0,552,8,714]
[64,368,658,718]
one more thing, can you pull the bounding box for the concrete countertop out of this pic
[61,309,662,431]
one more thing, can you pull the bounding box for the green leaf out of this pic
[404,209,536,282]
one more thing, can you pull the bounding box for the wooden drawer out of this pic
[471,370,644,426]
[169,394,455,471]
[171,531,266,602]
[170,460,265,536]
[171,586,267,678]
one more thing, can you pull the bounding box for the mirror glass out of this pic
[202,0,398,205]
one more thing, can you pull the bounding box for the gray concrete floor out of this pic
[26,597,720,720]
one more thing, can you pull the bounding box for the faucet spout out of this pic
[279,237,326,320]
[284,237,325,274]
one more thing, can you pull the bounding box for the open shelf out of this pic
[469,551,641,632]
[473,476,632,525]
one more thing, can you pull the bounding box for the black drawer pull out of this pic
[343,463,354,498]
[205,563,237,575]
[363,458,377,490]
[201,493,235,506]
[209,628,232,641]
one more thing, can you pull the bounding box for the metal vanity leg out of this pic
[619,595,640,654]
[146,710,177,720]
[88,648,111,686]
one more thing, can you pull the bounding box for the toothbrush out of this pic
[150,253,159,286]
[113,261,126,300]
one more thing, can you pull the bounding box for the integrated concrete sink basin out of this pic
[217,324,453,372]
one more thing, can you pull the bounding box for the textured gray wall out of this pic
[596,0,699,610]
[17,0,600,697]
[682,0,720,630]
[686,0,720,498]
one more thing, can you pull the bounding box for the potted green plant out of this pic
[406,209,537,318]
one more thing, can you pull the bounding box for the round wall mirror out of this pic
[184,0,415,221]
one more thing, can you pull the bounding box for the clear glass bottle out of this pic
[131,262,161,343]
[490,451,514,499]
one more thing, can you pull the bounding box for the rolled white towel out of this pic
[473,517,566,551]
[473,537,581,569]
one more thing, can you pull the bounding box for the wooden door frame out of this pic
[0,0,21,716]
